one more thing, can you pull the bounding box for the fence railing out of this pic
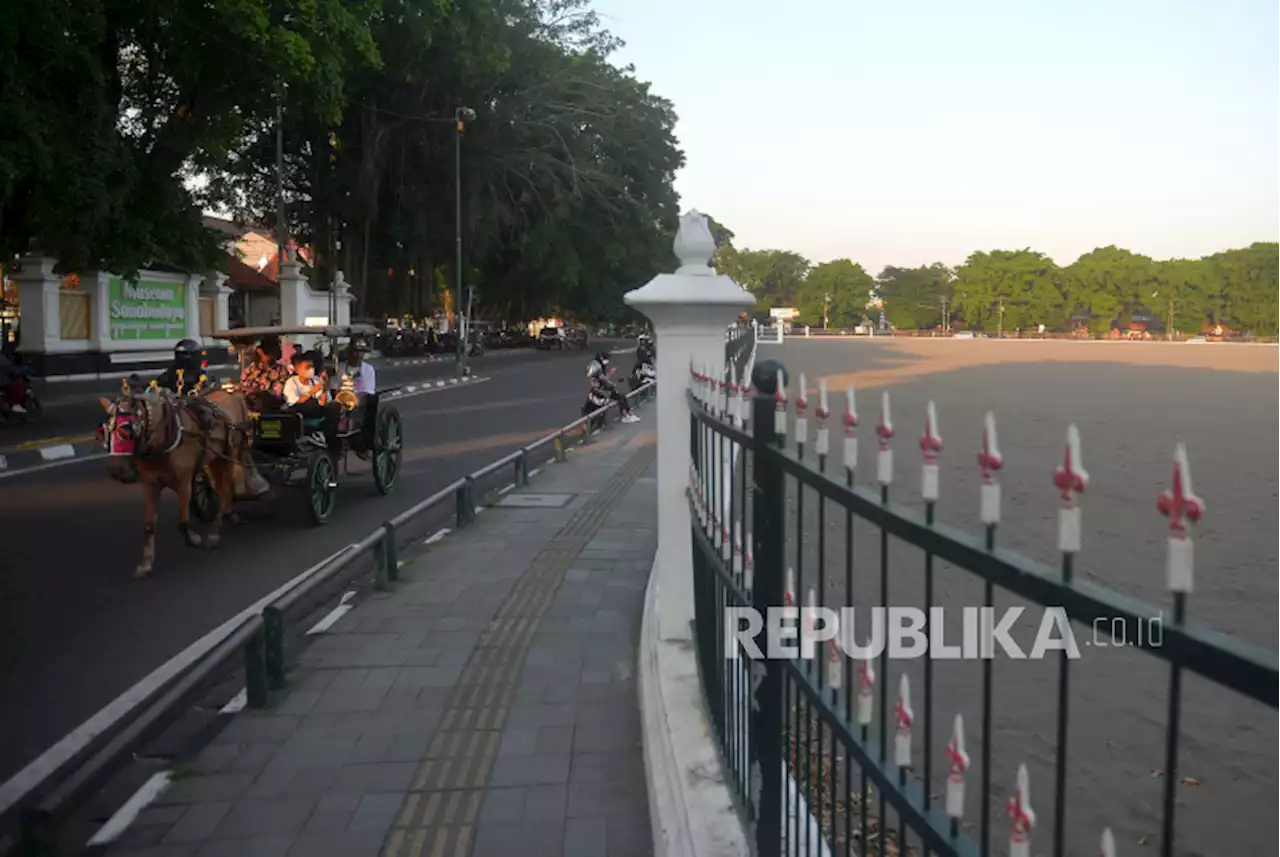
[0,364,664,857]
[687,356,1277,857]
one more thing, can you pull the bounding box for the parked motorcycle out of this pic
[1,363,40,422]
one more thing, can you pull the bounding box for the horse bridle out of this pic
[107,390,183,458]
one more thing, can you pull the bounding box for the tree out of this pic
[1061,246,1155,335]
[1205,243,1279,336]
[796,260,874,328]
[1151,258,1215,337]
[715,249,808,308]
[952,250,1066,333]
[874,264,952,331]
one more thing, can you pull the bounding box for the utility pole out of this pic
[940,295,950,333]
[823,293,831,330]
[1167,297,1174,341]
[997,298,1005,339]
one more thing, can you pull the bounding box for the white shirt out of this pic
[341,362,376,395]
[283,375,321,405]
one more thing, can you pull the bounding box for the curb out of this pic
[0,440,105,475]
[383,373,485,398]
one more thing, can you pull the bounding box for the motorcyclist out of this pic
[153,339,207,394]
[587,351,639,424]
[637,332,655,365]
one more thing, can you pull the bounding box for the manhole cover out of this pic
[497,493,574,508]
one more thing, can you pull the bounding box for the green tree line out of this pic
[706,217,1277,337]
[0,0,683,321]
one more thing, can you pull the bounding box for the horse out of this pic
[98,382,253,577]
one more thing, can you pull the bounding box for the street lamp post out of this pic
[453,107,476,375]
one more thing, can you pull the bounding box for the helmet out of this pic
[596,351,610,364]
[174,338,201,357]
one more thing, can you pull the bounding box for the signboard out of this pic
[109,277,187,341]
[769,307,798,321]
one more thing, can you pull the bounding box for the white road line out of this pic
[424,528,450,545]
[497,483,516,495]
[306,591,356,635]
[38,444,76,461]
[0,451,107,480]
[85,771,173,846]
[0,541,360,814]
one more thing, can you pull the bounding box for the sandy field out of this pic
[750,337,1277,857]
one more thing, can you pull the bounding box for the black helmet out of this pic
[595,351,610,364]
[174,338,201,356]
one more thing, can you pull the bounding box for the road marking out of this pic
[306,591,357,635]
[0,451,107,480]
[7,433,97,451]
[425,528,451,545]
[497,483,515,495]
[84,770,173,846]
[38,444,76,461]
[0,541,360,815]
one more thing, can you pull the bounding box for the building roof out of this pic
[225,256,278,294]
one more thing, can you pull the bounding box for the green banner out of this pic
[109,277,187,341]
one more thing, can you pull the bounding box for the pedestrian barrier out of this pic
[0,349,682,856]
[687,355,1277,857]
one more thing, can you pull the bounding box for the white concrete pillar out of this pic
[11,255,62,352]
[334,271,354,327]
[202,271,233,337]
[625,211,755,642]
[278,260,307,328]
[184,274,203,341]
[81,271,111,351]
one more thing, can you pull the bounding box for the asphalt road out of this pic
[0,346,627,784]
[755,338,1278,857]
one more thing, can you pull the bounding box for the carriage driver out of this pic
[283,352,342,455]
[336,338,377,457]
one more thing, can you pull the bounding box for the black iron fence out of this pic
[688,356,1277,857]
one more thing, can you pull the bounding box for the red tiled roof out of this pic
[226,257,278,293]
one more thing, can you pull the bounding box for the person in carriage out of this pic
[334,338,378,458]
[283,351,342,457]
[237,336,289,409]
[150,339,207,395]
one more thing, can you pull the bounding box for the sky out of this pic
[590,0,1280,275]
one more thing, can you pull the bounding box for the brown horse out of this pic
[98,385,253,577]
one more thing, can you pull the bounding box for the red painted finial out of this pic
[919,400,942,463]
[876,392,894,448]
[1006,764,1036,852]
[1158,444,1203,535]
[843,386,858,433]
[1053,425,1089,503]
[978,412,1003,480]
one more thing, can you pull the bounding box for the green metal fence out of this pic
[688,355,1277,857]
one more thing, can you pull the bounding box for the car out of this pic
[536,326,566,350]
[952,331,975,339]
[1185,336,1207,344]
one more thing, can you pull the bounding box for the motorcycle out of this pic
[1,365,40,422]
[582,381,611,431]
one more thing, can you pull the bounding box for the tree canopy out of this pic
[1,0,684,322]
[707,217,1276,337]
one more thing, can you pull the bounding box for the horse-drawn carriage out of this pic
[201,324,405,524]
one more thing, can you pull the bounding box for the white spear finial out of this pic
[795,372,809,449]
[893,674,914,768]
[826,612,842,690]
[1007,764,1036,857]
[844,385,858,473]
[856,659,875,726]
[1100,828,1116,857]
[816,378,830,457]
[1159,443,1203,593]
[876,391,894,486]
[784,567,796,606]
[727,363,739,427]
[802,587,819,661]
[920,400,942,501]
[774,368,787,438]
[978,412,1004,525]
[945,713,969,819]
[1053,424,1089,553]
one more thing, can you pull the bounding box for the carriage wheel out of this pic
[307,452,338,525]
[373,407,403,495]
[191,469,221,523]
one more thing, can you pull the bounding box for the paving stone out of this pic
[109,846,201,857]
[302,793,360,832]
[473,821,564,857]
[285,830,387,857]
[162,803,231,843]
[217,716,300,744]
[521,784,568,821]
[135,805,188,827]
[347,792,405,832]
[487,753,570,787]
[213,796,317,837]
[564,817,608,857]
[506,703,575,728]
[329,762,418,794]
[480,788,525,823]
[160,776,255,805]
[195,836,294,856]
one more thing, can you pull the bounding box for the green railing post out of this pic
[455,483,467,527]
[245,626,268,709]
[750,357,787,856]
[375,522,398,588]
[555,432,567,462]
[263,607,285,691]
[517,449,529,486]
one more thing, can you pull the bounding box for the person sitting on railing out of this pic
[239,336,288,409]
[587,351,639,424]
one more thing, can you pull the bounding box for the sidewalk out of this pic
[103,421,658,857]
